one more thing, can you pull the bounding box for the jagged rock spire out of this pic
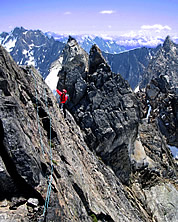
[66,35,79,48]
[89,44,111,74]
[57,36,89,104]
[67,35,77,43]
[163,35,174,52]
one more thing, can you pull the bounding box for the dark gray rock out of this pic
[89,44,111,74]
[137,37,178,147]
[57,35,89,105]
[139,76,178,147]
[56,38,178,221]
[0,44,146,222]
[103,46,160,89]
[140,36,178,90]
[58,40,160,185]
[0,37,178,222]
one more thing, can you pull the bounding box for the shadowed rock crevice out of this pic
[60,155,70,165]
[97,213,115,222]
[72,183,114,222]
[0,79,11,96]
[72,183,91,214]
[41,117,57,139]
[0,119,44,204]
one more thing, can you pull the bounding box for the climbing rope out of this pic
[43,88,53,217]
[30,68,53,219]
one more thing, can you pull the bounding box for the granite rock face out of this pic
[57,37,178,221]
[57,36,89,105]
[137,36,178,148]
[140,36,178,90]
[57,38,177,181]
[0,44,146,222]
[58,43,141,184]
[0,36,178,222]
[147,77,177,147]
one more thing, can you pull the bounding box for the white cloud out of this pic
[99,10,115,14]
[141,24,171,31]
[108,25,112,29]
[122,30,138,38]
[64,12,71,15]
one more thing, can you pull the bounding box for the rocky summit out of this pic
[0,35,178,222]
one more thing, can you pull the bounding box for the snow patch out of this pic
[22,49,28,55]
[118,47,142,54]
[0,36,3,44]
[45,56,63,94]
[26,50,35,66]
[29,43,35,49]
[134,85,140,93]
[19,58,23,65]
[3,37,17,52]
[146,102,152,120]
[164,75,169,83]
[148,51,153,60]
[168,145,178,159]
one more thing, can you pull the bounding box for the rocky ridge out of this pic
[0,36,177,222]
[3,27,174,93]
[57,37,178,221]
[0,27,162,91]
[136,36,178,149]
[0,44,146,221]
[57,36,89,105]
[140,36,178,90]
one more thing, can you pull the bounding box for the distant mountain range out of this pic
[45,32,126,54]
[46,31,178,50]
[0,27,65,78]
[140,36,178,90]
[1,27,177,91]
[0,27,127,78]
[102,46,161,89]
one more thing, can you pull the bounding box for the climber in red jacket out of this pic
[56,89,68,104]
[56,89,68,117]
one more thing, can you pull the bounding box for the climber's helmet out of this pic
[63,89,67,94]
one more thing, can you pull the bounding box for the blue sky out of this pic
[0,0,178,37]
